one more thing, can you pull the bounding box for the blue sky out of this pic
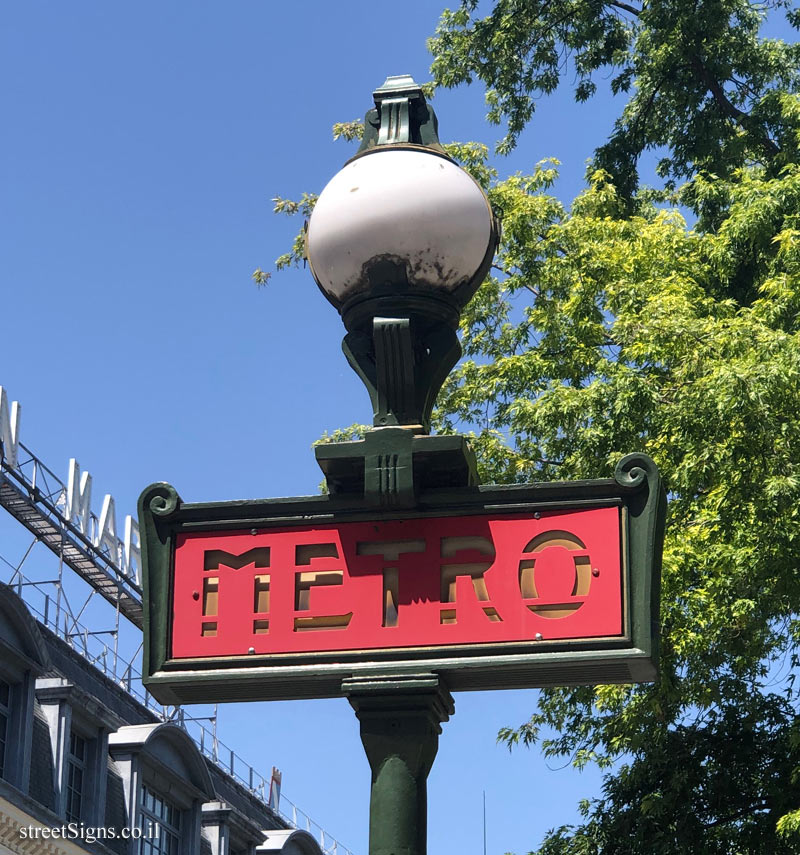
[2,4,796,855]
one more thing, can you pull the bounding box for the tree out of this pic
[429,0,800,201]
[265,5,800,849]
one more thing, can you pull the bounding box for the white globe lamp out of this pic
[306,75,500,433]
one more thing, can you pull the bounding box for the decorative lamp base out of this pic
[340,291,462,435]
[315,429,479,507]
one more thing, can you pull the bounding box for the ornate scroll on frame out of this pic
[140,453,665,705]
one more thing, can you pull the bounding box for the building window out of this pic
[140,784,181,855]
[0,679,10,778]
[65,730,87,822]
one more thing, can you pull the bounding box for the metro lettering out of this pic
[170,507,623,658]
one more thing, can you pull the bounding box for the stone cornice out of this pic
[0,794,117,855]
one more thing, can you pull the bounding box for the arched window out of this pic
[109,723,216,855]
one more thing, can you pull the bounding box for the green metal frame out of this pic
[139,451,664,706]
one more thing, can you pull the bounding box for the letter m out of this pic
[203,548,271,571]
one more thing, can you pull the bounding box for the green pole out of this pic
[343,674,454,855]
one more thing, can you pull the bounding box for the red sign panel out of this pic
[171,506,623,658]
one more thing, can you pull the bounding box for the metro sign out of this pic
[172,507,622,657]
[140,454,664,704]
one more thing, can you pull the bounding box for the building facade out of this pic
[0,582,322,855]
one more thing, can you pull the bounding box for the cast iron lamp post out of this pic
[137,74,664,855]
[306,76,500,855]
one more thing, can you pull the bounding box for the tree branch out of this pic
[702,800,771,829]
[689,54,780,158]
[606,0,641,15]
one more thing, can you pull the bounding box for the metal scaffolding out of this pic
[0,441,143,625]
